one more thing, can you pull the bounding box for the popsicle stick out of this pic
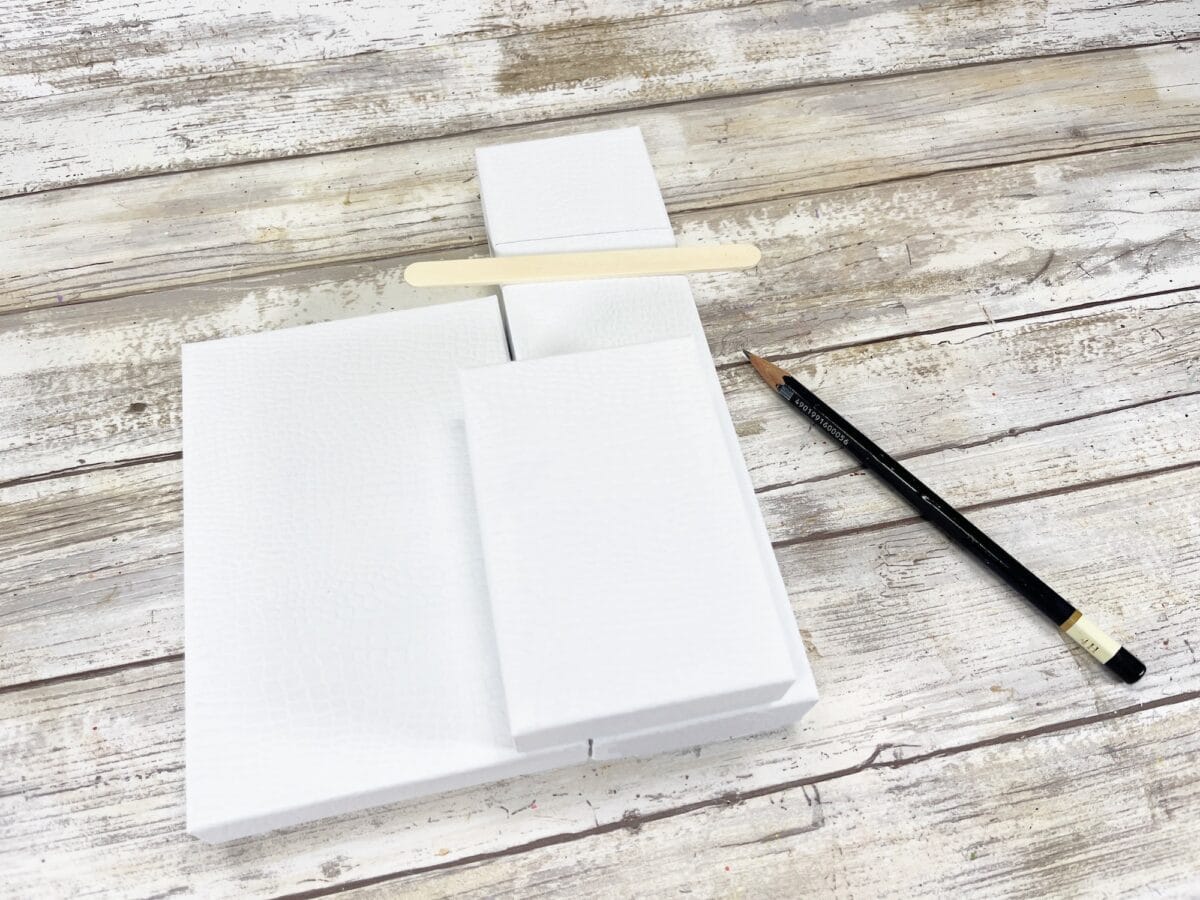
[402,244,761,287]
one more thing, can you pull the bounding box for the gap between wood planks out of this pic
[2,398,1195,696]
[712,284,1200,374]
[10,125,1200,320]
[3,34,1195,208]
[3,282,1196,496]
[0,450,183,491]
[775,456,1200,548]
[4,0,766,90]
[0,653,184,699]
[759,390,1200,493]
[268,690,1200,899]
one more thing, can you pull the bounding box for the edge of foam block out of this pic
[475,127,819,759]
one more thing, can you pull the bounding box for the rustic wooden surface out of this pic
[2,2,1199,896]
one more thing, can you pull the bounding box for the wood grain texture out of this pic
[1,461,183,686]
[733,293,1200,504]
[5,40,1200,310]
[3,1,1198,195]
[4,466,1197,896]
[3,291,1197,688]
[0,0,744,101]
[384,701,1200,898]
[5,138,1200,484]
[6,1,1200,893]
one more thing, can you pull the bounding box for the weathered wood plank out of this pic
[731,292,1200,501]
[3,1,1198,194]
[0,461,182,684]
[5,383,1196,690]
[5,41,1199,310]
[3,294,1197,687]
[757,389,1200,544]
[4,465,1197,897]
[4,137,1200,483]
[0,0,742,101]
[387,701,1200,899]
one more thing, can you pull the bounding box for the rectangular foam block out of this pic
[476,127,819,758]
[183,297,588,842]
[461,338,797,751]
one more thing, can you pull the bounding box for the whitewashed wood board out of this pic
[5,135,1200,482]
[5,3,1199,894]
[758,390,1200,544]
[732,293,1200,506]
[1,461,184,685]
[3,292,1198,687]
[0,0,744,102]
[385,701,1200,898]
[3,464,1196,897]
[3,2,1198,194]
[5,40,1199,310]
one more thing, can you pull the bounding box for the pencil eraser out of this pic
[1105,647,1147,684]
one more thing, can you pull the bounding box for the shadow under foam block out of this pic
[476,126,819,759]
[182,297,587,843]
[461,338,797,752]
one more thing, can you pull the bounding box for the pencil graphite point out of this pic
[744,350,787,390]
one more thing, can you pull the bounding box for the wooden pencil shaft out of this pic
[402,244,761,287]
[754,362,1145,684]
[777,374,1075,622]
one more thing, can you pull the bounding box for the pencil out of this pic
[743,350,1146,684]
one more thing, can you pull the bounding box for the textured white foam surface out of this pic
[462,338,796,751]
[477,127,818,758]
[476,127,675,256]
[184,128,820,844]
[183,298,587,842]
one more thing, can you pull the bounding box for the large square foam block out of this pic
[183,298,588,842]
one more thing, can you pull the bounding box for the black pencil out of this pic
[744,350,1146,684]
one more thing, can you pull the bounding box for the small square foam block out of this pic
[461,338,797,751]
[476,126,819,758]
[475,127,675,255]
[183,297,588,843]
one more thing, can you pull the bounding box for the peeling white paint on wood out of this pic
[4,41,1199,310]
[3,467,1198,896]
[4,142,1200,482]
[2,1,1198,194]
[0,0,747,101]
[388,702,1200,898]
[3,1,1200,894]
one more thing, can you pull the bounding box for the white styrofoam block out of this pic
[461,338,797,751]
[183,297,588,842]
[476,126,819,758]
[476,127,675,256]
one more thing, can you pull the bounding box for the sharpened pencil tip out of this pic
[744,351,788,390]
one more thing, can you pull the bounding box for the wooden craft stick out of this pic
[402,244,761,287]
